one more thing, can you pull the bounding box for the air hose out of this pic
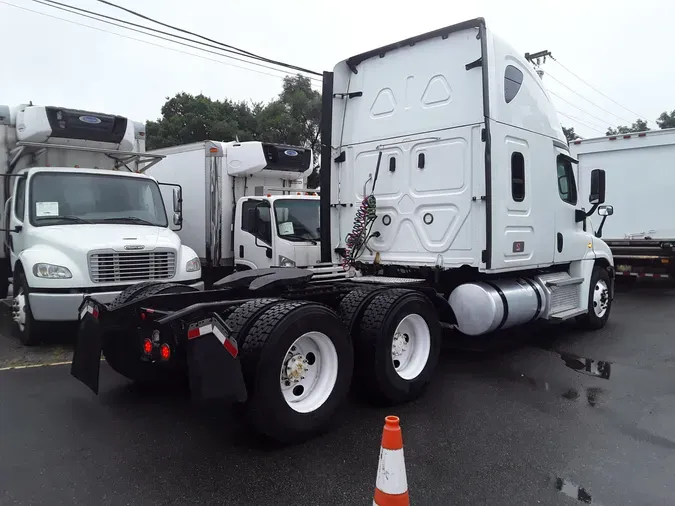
[342,151,382,270]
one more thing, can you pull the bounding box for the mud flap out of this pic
[186,314,247,404]
[71,300,104,394]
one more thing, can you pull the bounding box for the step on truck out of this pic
[0,103,204,345]
[71,18,615,443]
[145,140,322,286]
[570,128,675,281]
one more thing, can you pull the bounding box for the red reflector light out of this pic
[143,339,153,355]
[140,312,146,320]
[573,140,582,144]
[160,344,171,361]
[638,132,647,137]
[623,135,631,139]
[608,136,617,140]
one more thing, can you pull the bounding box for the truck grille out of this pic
[88,250,176,283]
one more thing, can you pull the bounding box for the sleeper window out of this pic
[511,152,525,202]
[556,155,578,205]
[504,65,524,104]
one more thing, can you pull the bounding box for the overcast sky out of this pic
[2,0,672,139]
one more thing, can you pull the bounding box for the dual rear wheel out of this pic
[223,289,441,442]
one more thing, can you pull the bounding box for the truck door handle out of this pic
[557,233,563,253]
[239,245,244,258]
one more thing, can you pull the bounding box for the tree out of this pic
[146,93,259,150]
[146,74,322,187]
[562,126,580,143]
[606,118,650,136]
[656,110,675,129]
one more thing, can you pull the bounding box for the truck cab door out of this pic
[234,199,273,270]
[8,175,28,269]
[553,152,589,264]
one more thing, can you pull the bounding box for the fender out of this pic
[16,244,88,289]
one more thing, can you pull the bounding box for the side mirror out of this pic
[595,204,613,238]
[598,204,613,217]
[589,169,606,205]
[173,187,182,213]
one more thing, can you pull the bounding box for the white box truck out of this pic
[146,141,322,285]
[72,18,616,443]
[0,103,204,345]
[571,128,675,280]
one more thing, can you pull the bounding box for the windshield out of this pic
[29,172,168,227]
[273,199,320,242]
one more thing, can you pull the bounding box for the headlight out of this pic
[33,263,72,279]
[185,257,201,272]
[278,255,296,267]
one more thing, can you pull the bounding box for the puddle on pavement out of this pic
[505,350,614,408]
[560,353,611,380]
[556,477,598,504]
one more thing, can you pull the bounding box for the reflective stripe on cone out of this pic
[373,416,409,506]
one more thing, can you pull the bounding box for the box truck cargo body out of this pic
[146,141,320,283]
[571,128,675,279]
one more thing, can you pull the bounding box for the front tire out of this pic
[576,266,612,330]
[239,301,354,443]
[12,270,46,346]
[354,289,441,405]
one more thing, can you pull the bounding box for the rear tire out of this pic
[239,301,354,443]
[102,283,198,385]
[108,281,163,310]
[576,266,612,330]
[355,289,441,405]
[338,287,384,335]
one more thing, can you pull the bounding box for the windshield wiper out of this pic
[35,215,92,224]
[103,217,157,226]
[280,233,318,245]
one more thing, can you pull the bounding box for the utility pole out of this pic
[525,50,552,80]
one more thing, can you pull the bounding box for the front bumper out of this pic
[30,280,205,321]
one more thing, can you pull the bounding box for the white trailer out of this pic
[571,128,675,280]
[146,141,320,284]
[72,18,616,443]
[0,103,203,345]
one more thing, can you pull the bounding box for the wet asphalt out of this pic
[1,280,675,505]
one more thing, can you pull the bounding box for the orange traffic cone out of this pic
[373,416,409,506]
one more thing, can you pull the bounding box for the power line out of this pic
[36,0,321,83]
[550,57,651,122]
[557,111,606,135]
[544,70,636,125]
[1,1,321,87]
[94,0,322,76]
[31,0,321,83]
[548,89,614,131]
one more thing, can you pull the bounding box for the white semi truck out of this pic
[0,103,204,345]
[72,18,615,443]
[146,141,321,285]
[571,128,675,280]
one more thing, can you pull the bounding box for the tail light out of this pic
[143,338,153,355]
[160,344,171,361]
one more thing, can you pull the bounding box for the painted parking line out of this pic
[0,358,104,372]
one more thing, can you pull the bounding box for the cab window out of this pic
[242,200,272,244]
[14,177,26,221]
[556,155,578,205]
